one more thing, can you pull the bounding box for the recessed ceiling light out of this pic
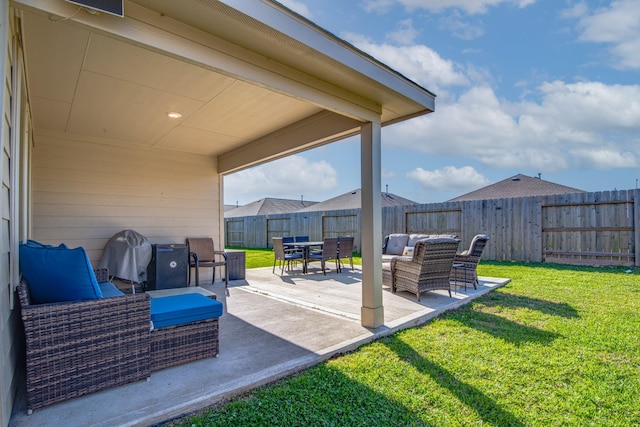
[167,112,182,119]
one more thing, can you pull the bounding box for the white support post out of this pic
[360,121,384,328]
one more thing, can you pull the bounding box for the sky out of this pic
[224,0,640,206]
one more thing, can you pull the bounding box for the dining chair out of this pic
[337,236,354,272]
[272,237,303,275]
[187,237,229,287]
[307,237,340,275]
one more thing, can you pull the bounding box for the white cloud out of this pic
[407,166,490,191]
[277,0,313,19]
[362,0,396,14]
[570,148,637,169]
[343,33,469,92]
[386,19,420,45]
[225,156,337,203]
[438,11,485,40]
[570,0,640,69]
[385,80,640,172]
[394,0,536,15]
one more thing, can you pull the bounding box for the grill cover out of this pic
[98,229,152,283]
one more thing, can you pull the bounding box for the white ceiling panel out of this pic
[83,34,237,102]
[30,97,71,132]
[154,125,244,154]
[21,12,90,103]
[185,80,321,139]
[67,71,205,144]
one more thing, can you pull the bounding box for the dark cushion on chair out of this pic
[19,240,103,304]
[150,294,223,329]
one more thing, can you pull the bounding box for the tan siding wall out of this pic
[2,7,23,426]
[31,132,222,264]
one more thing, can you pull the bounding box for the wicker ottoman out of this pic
[150,293,222,371]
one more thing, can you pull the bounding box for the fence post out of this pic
[635,189,640,267]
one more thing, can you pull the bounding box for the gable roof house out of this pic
[448,174,585,202]
[297,188,417,212]
[225,197,319,218]
[0,0,436,423]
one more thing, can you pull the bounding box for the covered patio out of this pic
[1,0,441,424]
[9,268,509,426]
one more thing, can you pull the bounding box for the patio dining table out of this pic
[292,241,323,274]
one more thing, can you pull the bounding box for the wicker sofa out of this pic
[382,233,459,263]
[17,240,222,413]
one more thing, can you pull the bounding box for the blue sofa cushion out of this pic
[98,281,125,298]
[19,240,103,304]
[150,294,223,329]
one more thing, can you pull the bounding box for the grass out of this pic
[226,246,363,269]
[171,251,640,426]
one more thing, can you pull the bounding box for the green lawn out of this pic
[172,251,639,426]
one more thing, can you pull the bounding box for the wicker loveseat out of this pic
[17,240,222,413]
[17,274,152,413]
[386,237,461,300]
[382,233,459,262]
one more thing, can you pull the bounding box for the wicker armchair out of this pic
[390,237,461,301]
[449,234,490,291]
[17,277,151,413]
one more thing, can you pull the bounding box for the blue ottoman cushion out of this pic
[150,293,223,329]
[19,240,103,304]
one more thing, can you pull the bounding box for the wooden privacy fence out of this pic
[224,189,640,267]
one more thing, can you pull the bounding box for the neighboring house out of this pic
[0,0,437,422]
[297,189,417,212]
[448,174,585,202]
[225,197,319,218]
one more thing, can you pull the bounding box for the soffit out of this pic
[15,0,435,161]
[19,7,322,156]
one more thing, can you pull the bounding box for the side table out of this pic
[226,250,246,280]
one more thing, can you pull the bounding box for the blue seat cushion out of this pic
[98,281,125,298]
[19,240,103,304]
[150,294,223,329]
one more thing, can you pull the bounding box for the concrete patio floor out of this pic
[9,265,510,427]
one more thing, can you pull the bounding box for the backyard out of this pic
[169,250,639,426]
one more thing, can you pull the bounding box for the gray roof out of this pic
[296,189,417,213]
[224,198,318,217]
[448,174,585,202]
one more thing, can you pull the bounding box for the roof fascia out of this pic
[222,0,436,111]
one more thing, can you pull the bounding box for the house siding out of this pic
[31,131,222,269]
[1,5,25,425]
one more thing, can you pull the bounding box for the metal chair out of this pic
[186,237,228,287]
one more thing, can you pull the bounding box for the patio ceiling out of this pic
[14,0,435,173]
